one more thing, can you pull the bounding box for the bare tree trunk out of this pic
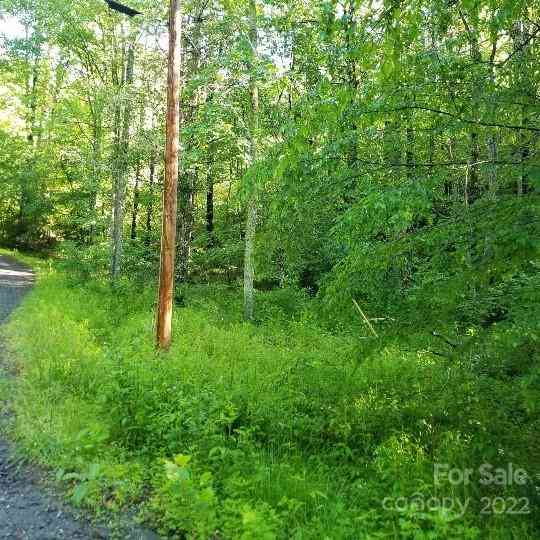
[206,175,214,245]
[18,47,41,243]
[27,56,39,146]
[243,0,259,321]
[130,105,145,240]
[176,172,195,281]
[88,95,104,242]
[131,161,141,240]
[111,44,135,281]
[90,116,103,240]
[145,148,156,243]
[156,0,182,350]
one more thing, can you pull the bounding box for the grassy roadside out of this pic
[0,247,50,271]
[2,257,539,539]
[0,248,42,404]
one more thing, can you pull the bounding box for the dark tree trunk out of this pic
[206,177,214,243]
[145,149,156,242]
[131,161,141,239]
[176,172,195,282]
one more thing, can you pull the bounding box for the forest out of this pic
[0,0,539,538]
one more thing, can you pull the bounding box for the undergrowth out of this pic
[2,258,539,539]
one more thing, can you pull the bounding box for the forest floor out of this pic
[0,255,157,540]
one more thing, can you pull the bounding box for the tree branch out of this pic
[364,104,540,133]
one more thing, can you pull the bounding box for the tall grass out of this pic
[2,264,539,539]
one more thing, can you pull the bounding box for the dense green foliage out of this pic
[2,0,539,305]
[1,0,539,537]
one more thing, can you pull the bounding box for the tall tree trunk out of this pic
[206,175,214,244]
[111,44,135,281]
[27,56,39,146]
[18,49,41,243]
[243,0,259,321]
[130,105,145,240]
[145,147,156,243]
[89,96,104,242]
[156,0,182,350]
[131,161,141,240]
[176,172,195,282]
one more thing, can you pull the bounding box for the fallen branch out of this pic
[353,299,379,338]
